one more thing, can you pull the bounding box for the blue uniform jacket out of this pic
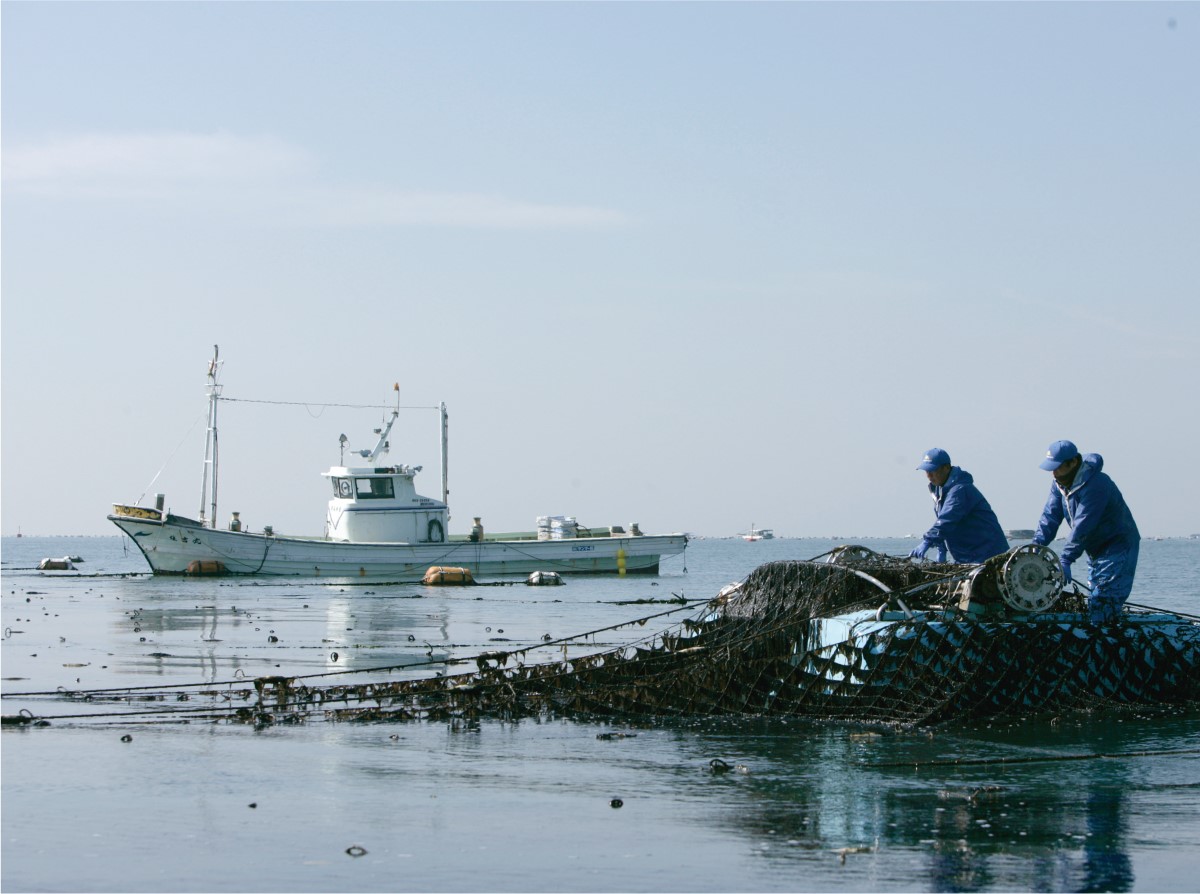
[923,467,1009,564]
[1032,454,1139,565]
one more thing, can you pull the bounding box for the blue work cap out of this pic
[917,448,951,472]
[1039,439,1079,471]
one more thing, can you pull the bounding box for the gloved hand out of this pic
[909,540,930,560]
[936,546,948,563]
[1060,558,1072,584]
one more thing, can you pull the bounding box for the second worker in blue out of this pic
[1032,439,1140,624]
[911,447,1009,564]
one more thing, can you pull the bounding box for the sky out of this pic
[2,2,1197,541]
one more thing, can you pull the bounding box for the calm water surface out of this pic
[3,535,1199,892]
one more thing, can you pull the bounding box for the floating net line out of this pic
[6,548,1198,730]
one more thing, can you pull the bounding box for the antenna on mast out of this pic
[359,383,402,464]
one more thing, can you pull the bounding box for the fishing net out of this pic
[8,547,1199,730]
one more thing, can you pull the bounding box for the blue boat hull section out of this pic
[791,612,1200,724]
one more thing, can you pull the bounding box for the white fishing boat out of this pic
[742,525,774,542]
[108,349,687,580]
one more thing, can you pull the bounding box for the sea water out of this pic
[2,535,1198,893]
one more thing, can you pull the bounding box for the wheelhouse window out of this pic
[355,477,395,499]
[332,477,353,498]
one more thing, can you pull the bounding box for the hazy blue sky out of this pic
[3,2,1197,540]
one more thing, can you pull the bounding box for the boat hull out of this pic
[108,514,687,580]
[784,610,1200,724]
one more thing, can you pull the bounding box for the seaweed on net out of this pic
[10,548,1195,729]
[285,552,1127,724]
[722,553,940,621]
[308,552,1194,726]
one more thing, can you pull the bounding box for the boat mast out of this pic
[440,402,449,516]
[198,346,222,528]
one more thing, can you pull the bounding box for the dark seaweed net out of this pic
[725,553,949,620]
[10,550,1197,730]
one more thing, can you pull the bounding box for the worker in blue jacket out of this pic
[1032,440,1140,624]
[910,448,1009,564]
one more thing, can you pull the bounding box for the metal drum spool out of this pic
[995,544,1064,612]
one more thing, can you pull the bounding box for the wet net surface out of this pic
[7,549,1199,730]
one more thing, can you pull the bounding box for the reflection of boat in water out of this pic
[742,525,774,542]
[108,348,687,580]
[183,544,1200,728]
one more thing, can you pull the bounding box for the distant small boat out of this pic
[742,525,775,542]
[37,557,76,571]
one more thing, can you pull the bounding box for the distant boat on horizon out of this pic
[742,524,775,542]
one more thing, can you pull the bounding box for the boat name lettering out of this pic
[169,535,203,545]
[571,545,595,552]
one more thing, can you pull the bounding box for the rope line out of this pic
[137,411,206,505]
[218,397,440,411]
[2,598,705,700]
[871,747,1200,769]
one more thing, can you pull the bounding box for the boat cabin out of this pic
[321,403,450,544]
[324,463,448,543]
